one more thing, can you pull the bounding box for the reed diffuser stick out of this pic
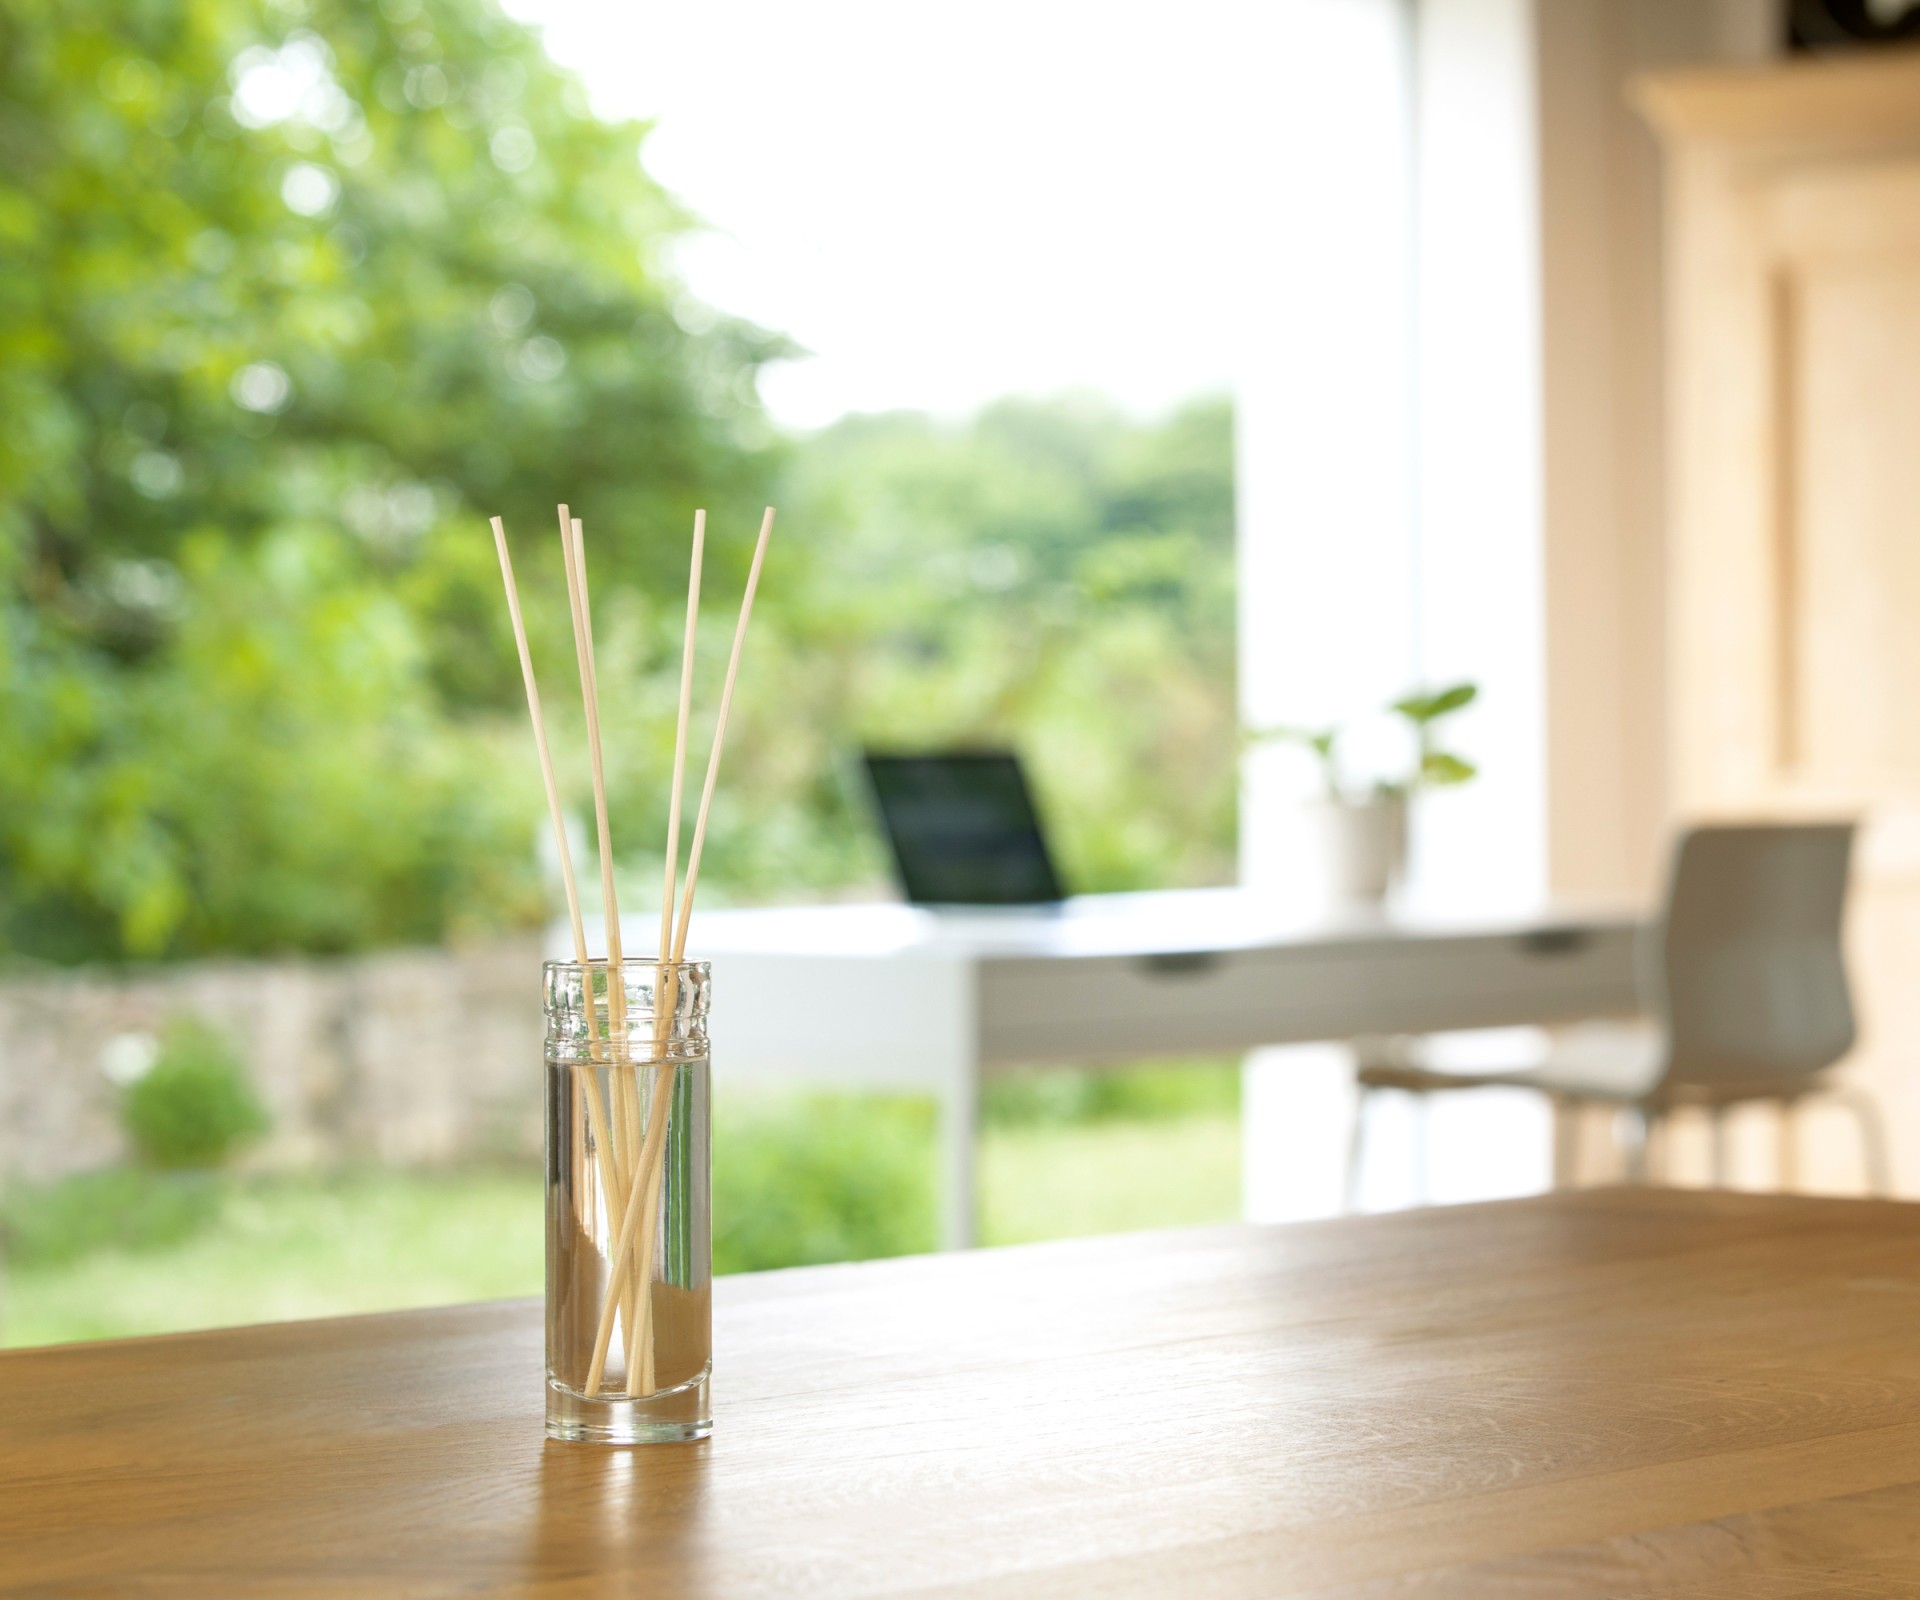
[585,507,776,1397]
[562,510,629,1046]
[489,516,588,973]
[556,511,620,1170]
[672,507,775,969]
[629,510,707,1389]
[636,505,774,1389]
[561,507,645,1368]
[489,518,624,1229]
[625,509,706,1385]
[570,518,643,1163]
[657,511,705,982]
[572,516,647,1382]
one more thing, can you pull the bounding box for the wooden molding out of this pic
[1634,48,1920,150]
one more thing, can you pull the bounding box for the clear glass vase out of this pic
[543,958,712,1444]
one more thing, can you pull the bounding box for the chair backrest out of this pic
[1651,822,1856,1089]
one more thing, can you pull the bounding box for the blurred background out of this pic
[7,0,1920,1344]
[0,0,1244,1343]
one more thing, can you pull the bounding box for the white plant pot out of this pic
[1310,795,1408,906]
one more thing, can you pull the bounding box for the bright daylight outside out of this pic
[0,0,1257,1345]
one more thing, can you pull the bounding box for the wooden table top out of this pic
[4,1188,1919,1596]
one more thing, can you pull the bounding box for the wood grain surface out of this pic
[4,1188,1920,1596]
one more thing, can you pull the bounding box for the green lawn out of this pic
[1,1100,1240,1349]
[0,1169,546,1349]
[982,1115,1241,1244]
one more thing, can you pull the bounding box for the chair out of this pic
[1346,821,1889,1206]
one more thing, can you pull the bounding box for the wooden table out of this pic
[4,1188,1919,1596]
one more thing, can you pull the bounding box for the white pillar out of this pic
[1237,0,1417,1223]
[1406,0,1545,917]
[1239,0,1551,1217]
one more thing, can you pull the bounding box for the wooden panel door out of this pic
[1641,56,1920,1194]
[1776,178,1920,785]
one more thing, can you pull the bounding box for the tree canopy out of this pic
[0,0,1237,966]
[0,0,780,958]
[731,394,1238,899]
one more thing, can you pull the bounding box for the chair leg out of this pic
[1645,1109,1668,1185]
[1345,1085,1371,1214]
[1619,1107,1651,1184]
[1550,1097,1580,1190]
[1833,1086,1892,1198]
[1409,1091,1431,1206]
[1776,1100,1798,1192]
[1709,1107,1731,1189]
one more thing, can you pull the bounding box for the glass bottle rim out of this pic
[543,958,711,976]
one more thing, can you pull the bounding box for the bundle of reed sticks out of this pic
[491,500,774,1398]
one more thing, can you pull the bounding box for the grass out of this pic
[982,1115,1240,1245]
[0,1064,1242,1349]
[0,1169,546,1349]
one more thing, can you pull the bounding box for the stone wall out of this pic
[0,937,547,1185]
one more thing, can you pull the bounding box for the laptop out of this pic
[861,751,1066,907]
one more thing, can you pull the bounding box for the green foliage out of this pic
[1392,682,1477,725]
[718,394,1239,898]
[0,0,1236,964]
[1393,680,1478,792]
[1,1165,545,1346]
[0,0,776,960]
[712,1093,937,1272]
[1,1166,223,1267]
[119,1017,269,1169]
[983,1058,1241,1128]
[709,1067,1242,1274]
[1419,750,1476,786]
[3,1099,1246,1345]
[982,1114,1240,1247]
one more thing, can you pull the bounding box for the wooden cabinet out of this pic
[1639,52,1920,1191]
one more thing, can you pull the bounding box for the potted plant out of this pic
[1251,682,1478,904]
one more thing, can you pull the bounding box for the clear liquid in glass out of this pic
[544,964,711,1444]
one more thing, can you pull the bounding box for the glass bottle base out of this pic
[545,1369,712,1445]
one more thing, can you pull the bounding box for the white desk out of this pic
[582,889,1646,1247]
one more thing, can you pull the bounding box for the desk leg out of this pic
[932,957,981,1251]
[938,1073,978,1250]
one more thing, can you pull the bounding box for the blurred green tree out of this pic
[704,394,1239,899]
[0,0,781,959]
[0,0,1236,965]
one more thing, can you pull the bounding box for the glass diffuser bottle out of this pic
[543,958,712,1444]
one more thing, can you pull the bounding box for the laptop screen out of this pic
[862,751,1065,906]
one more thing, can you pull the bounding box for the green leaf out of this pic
[1392,681,1478,724]
[1420,751,1477,786]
